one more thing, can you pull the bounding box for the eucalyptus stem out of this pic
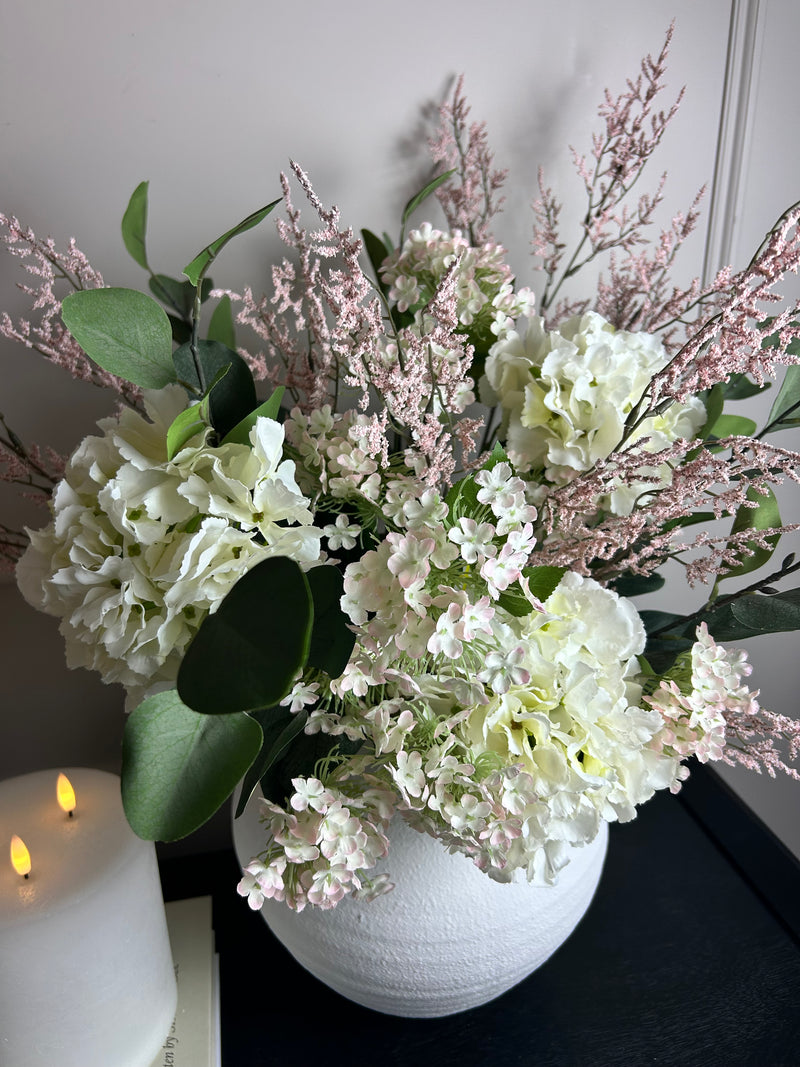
[647,555,800,640]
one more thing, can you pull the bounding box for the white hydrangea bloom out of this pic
[485,311,706,513]
[16,387,321,702]
[466,573,678,828]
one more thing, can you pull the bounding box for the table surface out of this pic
[158,766,800,1067]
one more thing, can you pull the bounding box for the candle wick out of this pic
[23,873,29,880]
[68,810,74,819]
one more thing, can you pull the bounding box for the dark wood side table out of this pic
[158,765,800,1067]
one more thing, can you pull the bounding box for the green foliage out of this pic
[700,383,724,439]
[221,387,285,446]
[121,181,150,270]
[173,339,257,439]
[166,404,206,460]
[497,566,566,616]
[723,373,770,401]
[177,556,313,715]
[523,564,567,601]
[399,169,455,243]
[640,610,695,674]
[234,707,309,818]
[121,689,263,841]
[183,199,281,286]
[306,565,357,677]
[61,288,175,389]
[148,274,212,318]
[208,294,236,349]
[259,730,363,808]
[764,365,800,433]
[611,571,666,597]
[706,413,758,438]
[719,487,781,582]
[361,228,391,295]
[642,585,800,674]
[702,588,800,639]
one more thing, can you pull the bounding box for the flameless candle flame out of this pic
[57,773,76,816]
[10,835,31,878]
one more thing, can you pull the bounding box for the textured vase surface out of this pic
[233,794,608,1017]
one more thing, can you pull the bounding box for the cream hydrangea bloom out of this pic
[466,573,678,833]
[17,387,321,704]
[484,311,706,513]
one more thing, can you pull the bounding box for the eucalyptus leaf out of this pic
[208,294,236,349]
[61,288,175,389]
[731,589,800,632]
[173,339,257,438]
[522,565,567,601]
[149,274,194,318]
[700,383,724,439]
[121,181,150,270]
[640,610,695,673]
[612,572,666,597]
[151,275,214,319]
[640,609,686,637]
[723,373,770,400]
[400,169,456,240]
[701,590,800,641]
[707,413,758,438]
[719,486,781,581]
[497,586,536,617]
[765,364,800,431]
[306,565,356,677]
[177,556,313,715]
[183,198,281,286]
[234,707,309,818]
[121,689,262,841]
[168,314,192,346]
[361,228,391,294]
[166,403,206,460]
[221,386,285,446]
[260,730,362,807]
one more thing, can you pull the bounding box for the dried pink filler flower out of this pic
[540,436,800,582]
[0,215,140,407]
[428,75,507,246]
[218,162,384,413]
[225,166,483,487]
[646,200,800,405]
[532,23,698,325]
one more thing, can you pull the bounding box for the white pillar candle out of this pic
[0,768,177,1067]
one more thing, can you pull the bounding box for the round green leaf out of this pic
[177,556,313,714]
[61,287,175,389]
[122,690,263,841]
[121,181,150,270]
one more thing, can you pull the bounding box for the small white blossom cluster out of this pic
[380,223,535,343]
[285,405,386,506]
[237,776,395,911]
[484,311,706,513]
[646,622,759,787]
[16,388,320,704]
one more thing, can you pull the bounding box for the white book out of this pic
[148,896,220,1067]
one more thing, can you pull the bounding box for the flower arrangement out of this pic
[3,26,799,913]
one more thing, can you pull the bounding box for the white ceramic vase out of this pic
[233,792,608,1018]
